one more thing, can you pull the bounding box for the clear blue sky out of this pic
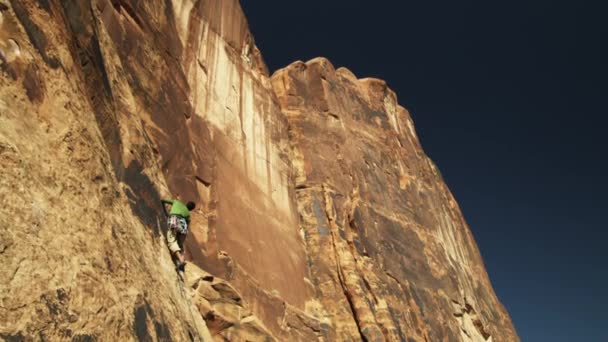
[242,1,608,340]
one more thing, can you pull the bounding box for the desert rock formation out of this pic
[0,0,518,341]
[272,58,517,341]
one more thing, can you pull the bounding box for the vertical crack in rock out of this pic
[326,198,367,341]
[321,184,386,342]
[9,0,60,68]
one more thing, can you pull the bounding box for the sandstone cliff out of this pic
[0,1,518,341]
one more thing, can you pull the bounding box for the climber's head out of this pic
[186,201,196,211]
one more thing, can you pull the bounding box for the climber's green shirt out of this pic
[162,199,191,222]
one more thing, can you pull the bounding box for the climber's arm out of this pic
[161,199,174,216]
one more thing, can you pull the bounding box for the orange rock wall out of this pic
[0,0,517,341]
[272,58,518,341]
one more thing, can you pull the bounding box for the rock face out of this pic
[0,1,518,341]
[271,59,518,341]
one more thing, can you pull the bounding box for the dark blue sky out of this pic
[242,1,608,341]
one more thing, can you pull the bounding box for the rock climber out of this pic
[161,198,195,272]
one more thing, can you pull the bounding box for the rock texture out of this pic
[0,0,518,341]
[271,59,518,341]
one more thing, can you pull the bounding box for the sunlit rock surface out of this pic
[271,58,518,341]
[0,0,517,341]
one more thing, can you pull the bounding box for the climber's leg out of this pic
[167,225,183,256]
[166,215,188,271]
[175,233,187,271]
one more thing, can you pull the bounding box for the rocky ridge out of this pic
[0,0,518,341]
